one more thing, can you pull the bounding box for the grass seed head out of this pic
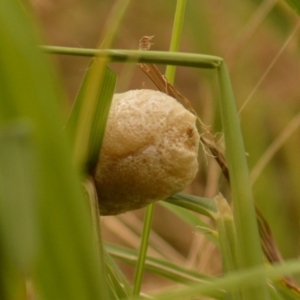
[94,89,200,215]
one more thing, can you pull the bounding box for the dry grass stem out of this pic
[251,111,300,184]
[239,21,300,114]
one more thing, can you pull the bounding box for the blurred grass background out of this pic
[30,0,300,292]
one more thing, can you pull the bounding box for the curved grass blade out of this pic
[65,63,117,172]
[42,46,222,69]
[106,243,214,285]
[160,201,219,245]
[105,250,132,299]
[146,259,300,300]
[70,0,130,171]
[165,193,217,219]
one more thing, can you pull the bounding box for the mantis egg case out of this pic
[94,89,200,215]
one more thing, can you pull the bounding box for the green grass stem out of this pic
[133,2,189,297]
[215,194,240,300]
[0,1,111,299]
[132,204,155,296]
[165,193,217,219]
[217,62,270,299]
[41,46,222,69]
[71,0,130,170]
[107,243,213,284]
[165,0,187,82]
[144,259,300,300]
[0,120,37,272]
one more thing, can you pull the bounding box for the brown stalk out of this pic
[137,36,300,293]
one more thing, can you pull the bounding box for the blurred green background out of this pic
[30,0,300,290]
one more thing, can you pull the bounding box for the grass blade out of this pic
[106,244,214,285]
[215,194,237,274]
[0,1,107,299]
[160,201,219,245]
[0,120,37,272]
[70,0,130,170]
[215,194,240,300]
[42,46,222,69]
[147,259,300,300]
[132,204,155,296]
[165,192,217,219]
[66,63,117,172]
[165,0,187,82]
[133,2,190,297]
[217,62,270,299]
[105,250,132,299]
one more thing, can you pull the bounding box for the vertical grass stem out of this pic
[217,62,270,299]
[132,204,155,296]
[165,0,187,83]
[133,1,187,296]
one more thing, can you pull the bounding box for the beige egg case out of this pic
[94,89,200,215]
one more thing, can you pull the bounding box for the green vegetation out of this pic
[1,0,300,299]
